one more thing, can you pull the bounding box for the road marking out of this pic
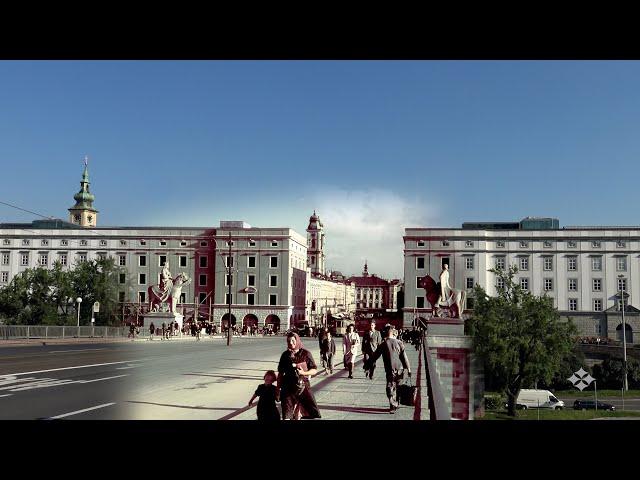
[3,360,143,377]
[48,402,116,419]
[49,348,107,354]
[0,394,12,398]
[115,364,142,370]
[76,374,128,383]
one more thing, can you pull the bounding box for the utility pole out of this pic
[619,275,628,391]
[227,232,232,347]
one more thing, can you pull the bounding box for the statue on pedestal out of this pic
[148,264,191,314]
[417,264,467,318]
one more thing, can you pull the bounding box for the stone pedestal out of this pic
[143,311,184,331]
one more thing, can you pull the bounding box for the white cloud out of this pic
[310,187,440,279]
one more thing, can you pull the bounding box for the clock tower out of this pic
[68,156,98,227]
[306,210,325,275]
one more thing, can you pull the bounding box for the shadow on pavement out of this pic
[127,400,239,411]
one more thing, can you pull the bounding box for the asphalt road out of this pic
[0,336,322,420]
[557,395,640,411]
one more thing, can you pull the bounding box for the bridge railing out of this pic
[0,325,128,340]
[421,332,452,420]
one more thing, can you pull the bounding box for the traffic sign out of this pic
[93,301,100,313]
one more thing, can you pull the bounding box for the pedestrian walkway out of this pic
[231,342,430,420]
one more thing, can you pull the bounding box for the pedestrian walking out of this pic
[342,324,360,379]
[149,322,155,341]
[128,323,136,338]
[277,332,321,420]
[361,320,382,380]
[248,370,280,421]
[196,322,201,341]
[365,326,411,414]
[161,322,166,340]
[321,331,336,374]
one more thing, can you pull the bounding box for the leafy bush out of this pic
[484,394,506,410]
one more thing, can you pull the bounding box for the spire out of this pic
[69,155,98,226]
[363,260,369,276]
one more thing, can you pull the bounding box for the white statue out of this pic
[148,269,191,314]
[438,263,451,307]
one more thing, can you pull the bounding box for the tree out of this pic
[467,265,578,416]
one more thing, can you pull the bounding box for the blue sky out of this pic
[2,60,640,278]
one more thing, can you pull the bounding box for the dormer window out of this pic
[22,239,30,246]
[271,240,278,247]
[567,240,576,248]
[120,240,127,246]
[100,240,107,246]
[60,239,68,246]
[617,240,626,248]
[200,241,207,247]
[441,240,450,247]
[80,239,88,246]
[496,240,505,248]
[519,241,529,248]
[227,241,234,247]
[543,240,552,248]
[417,240,425,247]
[180,240,187,247]
[140,240,147,246]
[41,239,49,246]
[160,240,167,246]
[249,240,256,247]
[591,240,601,248]
[465,240,473,247]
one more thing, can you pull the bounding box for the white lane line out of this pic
[0,394,12,398]
[76,374,128,384]
[4,360,143,377]
[48,402,116,419]
[115,364,142,370]
[49,348,107,354]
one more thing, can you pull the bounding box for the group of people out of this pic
[248,322,412,420]
[148,321,180,340]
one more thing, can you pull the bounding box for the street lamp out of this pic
[212,233,235,346]
[618,274,629,391]
[76,297,83,328]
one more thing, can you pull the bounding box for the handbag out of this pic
[398,377,417,406]
[294,376,306,396]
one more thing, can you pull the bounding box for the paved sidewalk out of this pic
[232,342,429,420]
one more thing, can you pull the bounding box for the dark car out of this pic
[573,399,616,411]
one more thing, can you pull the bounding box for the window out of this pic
[99,240,107,246]
[618,277,627,292]
[465,240,474,247]
[180,240,187,247]
[78,253,87,263]
[226,256,234,268]
[544,278,553,291]
[520,278,529,290]
[496,240,505,248]
[465,257,474,269]
[543,240,552,248]
[270,275,277,287]
[180,255,187,267]
[225,274,233,286]
[226,240,234,247]
[568,279,577,291]
[200,292,207,303]
[569,299,578,311]
[59,253,67,266]
[2,239,10,245]
[118,292,125,302]
[21,253,29,266]
[138,291,146,303]
[519,257,529,271]
[22,239,30,246]
[495,257,506,269]
[247,274,256,287]
[119,255,126,266]
[140,240,147,246]
[269,294,277,306]
[225,293,233,304]
[416,257,425,269]
[160,240,167,246]
[180,293,186,303]
[1,272,8,283]
[199,274,207,286]
[200,256,208,268]
[139,255,146,267]
[593,279,602,292]
[416,297,425,308]
[200,241,207,247]
[466,297,475,309]
[592,257,602,271]
[543,257,553,271]
[249,239,256,247]
[159,255,167,266]
[97,252,106,260]
[120,240,127,246]
[593,299,603,312]
[592,240,601,248]
[441,240,450,247]
[80,239,88,247]
[39,253,48,266]
[1,253,9,265]
[416,277,422,288]
[60,239,68,246]
[119,273,126,284]
[496,277,505,289]
[466,278,474,289]
[567,240,576,248]
[139,273,146,285]
[270,256,278,268]
[617,240,626,248]
[248,293,255,305]
[617,257,627,271]
[41,239,49,246]
[568,257,577,271]
[417,240,425,247]
[519,241,528,248]
[248,256,256,268]
[271,240,278,247]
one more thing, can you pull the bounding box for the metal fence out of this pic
[0,325,128,340]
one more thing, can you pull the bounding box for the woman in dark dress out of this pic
[277,332,321,420]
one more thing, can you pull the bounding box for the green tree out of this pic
[467,265,578,416]
[68,257,122,326]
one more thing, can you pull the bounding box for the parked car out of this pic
[573,399,616,411]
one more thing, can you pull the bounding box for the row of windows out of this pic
[414,255,628,272]
[127,290,281,306]
[414,294,611,312]
[495,276,628,292]
[1,238,287,249]
[413,239,630,249]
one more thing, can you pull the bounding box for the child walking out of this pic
[248,370,280,421]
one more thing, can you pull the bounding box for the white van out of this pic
[516,389,565,410]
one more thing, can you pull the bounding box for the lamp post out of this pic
[76,297,83,328]
[227,232,232,347]
[618,274,629,391]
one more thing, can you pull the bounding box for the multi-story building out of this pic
[403,217,640,344]
[306,273,356,328]
[348,262,395,311]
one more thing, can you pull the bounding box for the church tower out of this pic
[306,210,325,275]
[68,156,98,227]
